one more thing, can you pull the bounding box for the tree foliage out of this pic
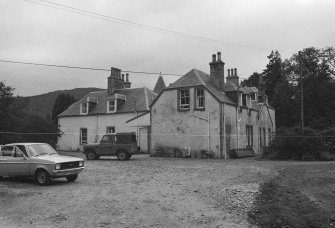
[51,93,76,123]
[243,47,335,129]
[0,81,59,147]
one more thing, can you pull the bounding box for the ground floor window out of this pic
[263,128,266,146]
[106,126,115,134]
[246,125,253,147]
[268,128,272,143]
[80,128,87,144]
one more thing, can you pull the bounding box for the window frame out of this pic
[107,99,117,113]
[106,126,115,134]
[178,89,190,111]
[241,94,247,107]
[194,87,205,111]
[246,125,253,147]
[80,102,88,115]
[80,128,88,145]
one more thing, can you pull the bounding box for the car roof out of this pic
[3,143,47,147]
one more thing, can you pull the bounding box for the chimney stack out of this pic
[107,67,124,96]
[226,67,239,86]
[122,74,125,81]
[124,73,131,88]
[209,52,225,91]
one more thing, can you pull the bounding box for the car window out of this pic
[116,134,136,144]
[16,145,28,156]
[101,135,115,142]
[14,146,25,157]
[1,146,14,157]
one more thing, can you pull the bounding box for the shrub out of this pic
[264,126,335,160]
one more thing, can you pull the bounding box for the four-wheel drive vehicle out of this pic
[0,143,84,185]
[83,132,139,161]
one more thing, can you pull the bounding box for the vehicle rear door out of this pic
[5,146,30,176]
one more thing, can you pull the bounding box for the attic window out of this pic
[107,99,117,113]
[178,89,190,111]
[80,102,88,115]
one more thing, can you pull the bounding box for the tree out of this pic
[240,72,261,87]
[263,50,284,104]
[51,93,76,123]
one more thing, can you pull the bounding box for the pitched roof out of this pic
[244,87,258,93]
[153,74,166,94]
[167,69,235,105]
[59,87,156,117]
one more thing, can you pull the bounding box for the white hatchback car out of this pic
[0,143,84,185]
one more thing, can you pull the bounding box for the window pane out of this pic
[179,89,190,109]
[196,89,204,109]
[108,100,116,112]
[80,128,87,144]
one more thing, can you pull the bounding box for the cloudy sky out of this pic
[1,0,334,96]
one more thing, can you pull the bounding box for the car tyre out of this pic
[35,170,50,186]
[66,174,78,182]
[86,150,96,160]
[117,150,129,161]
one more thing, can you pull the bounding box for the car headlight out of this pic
[79,161,84,167]
[55,163,61,170]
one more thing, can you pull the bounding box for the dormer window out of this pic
[107,99,117,113]
[241,94,247,107]
[80,102,88,115]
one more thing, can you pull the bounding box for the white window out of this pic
[80,102,88,114]
[195,88,205,110]
[107,99,117,113]
[246,125,253,147]
[179,89,190,110]
[80,128,87,144]
[106,126,115,134]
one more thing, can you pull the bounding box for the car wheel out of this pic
[86,150,96,160]
[35,170,50,186]
[117,150,129,161]
[66,174,78,182]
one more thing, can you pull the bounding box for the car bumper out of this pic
[52,167,84,177]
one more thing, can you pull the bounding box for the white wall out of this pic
[57,112,146,151]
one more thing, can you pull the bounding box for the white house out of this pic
[57,67,157,152]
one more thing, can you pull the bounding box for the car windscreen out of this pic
[27,144,58,157]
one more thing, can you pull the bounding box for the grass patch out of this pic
[248,175,332,228]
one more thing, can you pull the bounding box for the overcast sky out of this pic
[1,0,334,96]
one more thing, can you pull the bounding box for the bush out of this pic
[263,126,335,160]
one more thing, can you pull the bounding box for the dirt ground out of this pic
[0,153,334,228]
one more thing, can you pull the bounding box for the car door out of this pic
[99,135,114,155]
[5,146,30,176]
[0,146,14,176]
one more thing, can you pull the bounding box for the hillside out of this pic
[15,87,104,118]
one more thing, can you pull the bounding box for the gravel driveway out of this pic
[1,153,333,228]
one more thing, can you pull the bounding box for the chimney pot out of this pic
[126,73,129,82]
[122,74,124,81]
[234,68,237,76]
[227,69,230,77]
[217,52,222,62]
[212,54,216,63]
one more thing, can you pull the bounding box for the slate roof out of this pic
[59,87,156,117]
[244,87,258,93]
[167,69,236,104]
[153,74,166,94]
[224,80,248,93]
